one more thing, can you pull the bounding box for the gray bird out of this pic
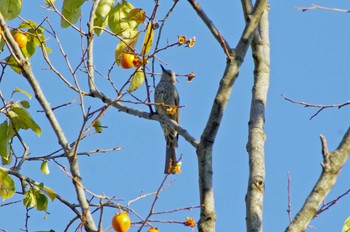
[154,65,179,174]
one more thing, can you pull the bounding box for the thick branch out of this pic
[187,1,268,232]
[286,127,350,232]
[244,5,270,232]
[0,13,97,232]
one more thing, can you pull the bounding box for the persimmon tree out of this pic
[1,1,350,232]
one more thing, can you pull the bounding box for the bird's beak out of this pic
[160,64,166,72]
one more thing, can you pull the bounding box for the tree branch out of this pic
[86,0,100,92]
[186,0,268,231]
[286,127,350,231]
[187,0,231,57]
[243,2,270,231]
[0,13,97,232]
[90,91,199,149]
[296,4,350,13]
[281,94,350,120]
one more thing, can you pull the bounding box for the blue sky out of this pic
[1,0,350,231]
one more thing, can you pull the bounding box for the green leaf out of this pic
[108,1,137,37]
[94,0,114,35]
[20,100,30,109]
[61,6,81,28]
[43,186,56,201]
[19,20,42,30]
[37,182,45,189]
[5,55,22,74]
[35,190,48,211]
[1,151,12,165]
[0,0,22,20]
[0,35,5,52]
[23,188,36,208]
[9,103,41,136]
[0,120,13,165]
[14,87,32,99]
[40,161,50,175]
[23,187,48,211]
[343,216,350,232]
[141,22,154,55]
[45,46,52,53]
[62,0,84,12]
[0,169,15,200]
[129,68,145,92]
[60,0,84,28]
[22,39,36,58]
[93,119,103,133]
[27,27,51,54]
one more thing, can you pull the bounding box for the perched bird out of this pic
[154,65,179,174]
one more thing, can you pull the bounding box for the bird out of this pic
[154,65,179,174]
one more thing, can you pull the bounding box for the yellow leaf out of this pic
[141,22,154,55]
[343,216,350,232]
[124,8,146,23]
[93,119,103,133]
[14,87,32,99]
[0,169,15,200]
[43,186,56,201]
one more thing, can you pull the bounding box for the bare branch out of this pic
[138,175,171,231]
[244,2,270,230]
[286,127,350,231]
[287,172,293,222]
[187,0,268,231]
[86,0,101,92]
[282,94,350,119]
[296,4,350,13]
[187,0,231,56]
[320,134,329,159]
[317,187,350,216]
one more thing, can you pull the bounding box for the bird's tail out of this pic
[164,146,177,174]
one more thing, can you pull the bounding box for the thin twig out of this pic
[187,0,231,56]
[316,187,350,216]
[287,171,292,222]
[282,94,350,120]
[138,175,171,231]
[296,4,350,13]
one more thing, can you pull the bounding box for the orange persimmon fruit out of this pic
[112,212,131,232]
